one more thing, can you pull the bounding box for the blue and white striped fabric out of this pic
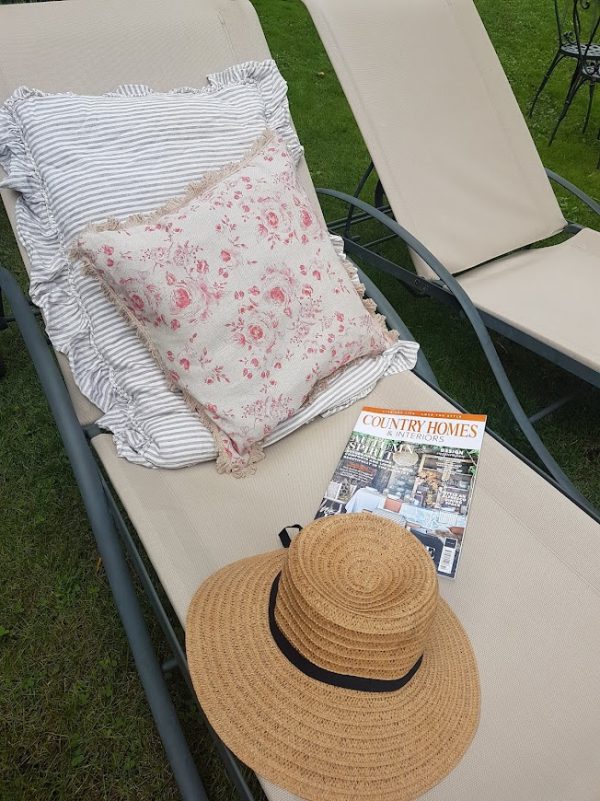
[0,60,418,468]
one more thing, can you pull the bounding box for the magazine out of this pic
[315,407,487,578]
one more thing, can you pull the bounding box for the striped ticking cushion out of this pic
[0,60,419,468]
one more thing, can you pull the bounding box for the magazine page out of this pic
[316,407,487,578]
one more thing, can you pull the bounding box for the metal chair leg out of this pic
[549,72,584,144]
[583,81,596,133]
[530,50,564,117]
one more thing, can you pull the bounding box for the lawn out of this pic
[1,0,599,799]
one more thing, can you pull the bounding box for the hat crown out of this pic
[274,513,439,679]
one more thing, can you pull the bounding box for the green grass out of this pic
[1,0,599,798]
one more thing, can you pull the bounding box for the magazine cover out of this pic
[315,407,487,578]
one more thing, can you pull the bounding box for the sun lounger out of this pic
[301,0,600,491]
[2,2,600,800]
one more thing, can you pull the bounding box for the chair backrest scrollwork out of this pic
[555,0,600,57]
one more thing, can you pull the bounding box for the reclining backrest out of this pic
[0,0,321,260]
[0,0,271,97]
[302,0,567,276]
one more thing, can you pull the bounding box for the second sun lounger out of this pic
[302,0,600,483]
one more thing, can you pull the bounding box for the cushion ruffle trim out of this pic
[0,69,418,469]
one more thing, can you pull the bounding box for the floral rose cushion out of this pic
[72,131,396,475]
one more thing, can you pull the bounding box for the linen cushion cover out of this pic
[73,132,397,474]
[0,61,418,468]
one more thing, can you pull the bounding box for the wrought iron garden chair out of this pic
[530,0,600,133]
[2,1,600,800]
[544,0,600,142]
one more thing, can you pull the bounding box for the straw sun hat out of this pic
[186,513,480,801]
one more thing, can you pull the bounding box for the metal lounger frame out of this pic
[326,167,600,501]
[2,189,599,801]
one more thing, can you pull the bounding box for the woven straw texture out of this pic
[186,513,480,801]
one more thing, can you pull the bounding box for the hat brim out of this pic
[186,549,480,801]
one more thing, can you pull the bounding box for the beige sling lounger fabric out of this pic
[458,228,600,373]
[1,1,600,799]
[300,0,567,277]
[301,0,600,375]
[92,368,600,801]
[0,0,321,229]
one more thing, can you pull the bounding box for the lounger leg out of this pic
[529,50,564,117]
[374,179,386,210]
[343,161,375,240]
[583,82,596,133]
[549,72,584,144]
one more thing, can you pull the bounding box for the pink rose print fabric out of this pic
[72,131,395,475]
